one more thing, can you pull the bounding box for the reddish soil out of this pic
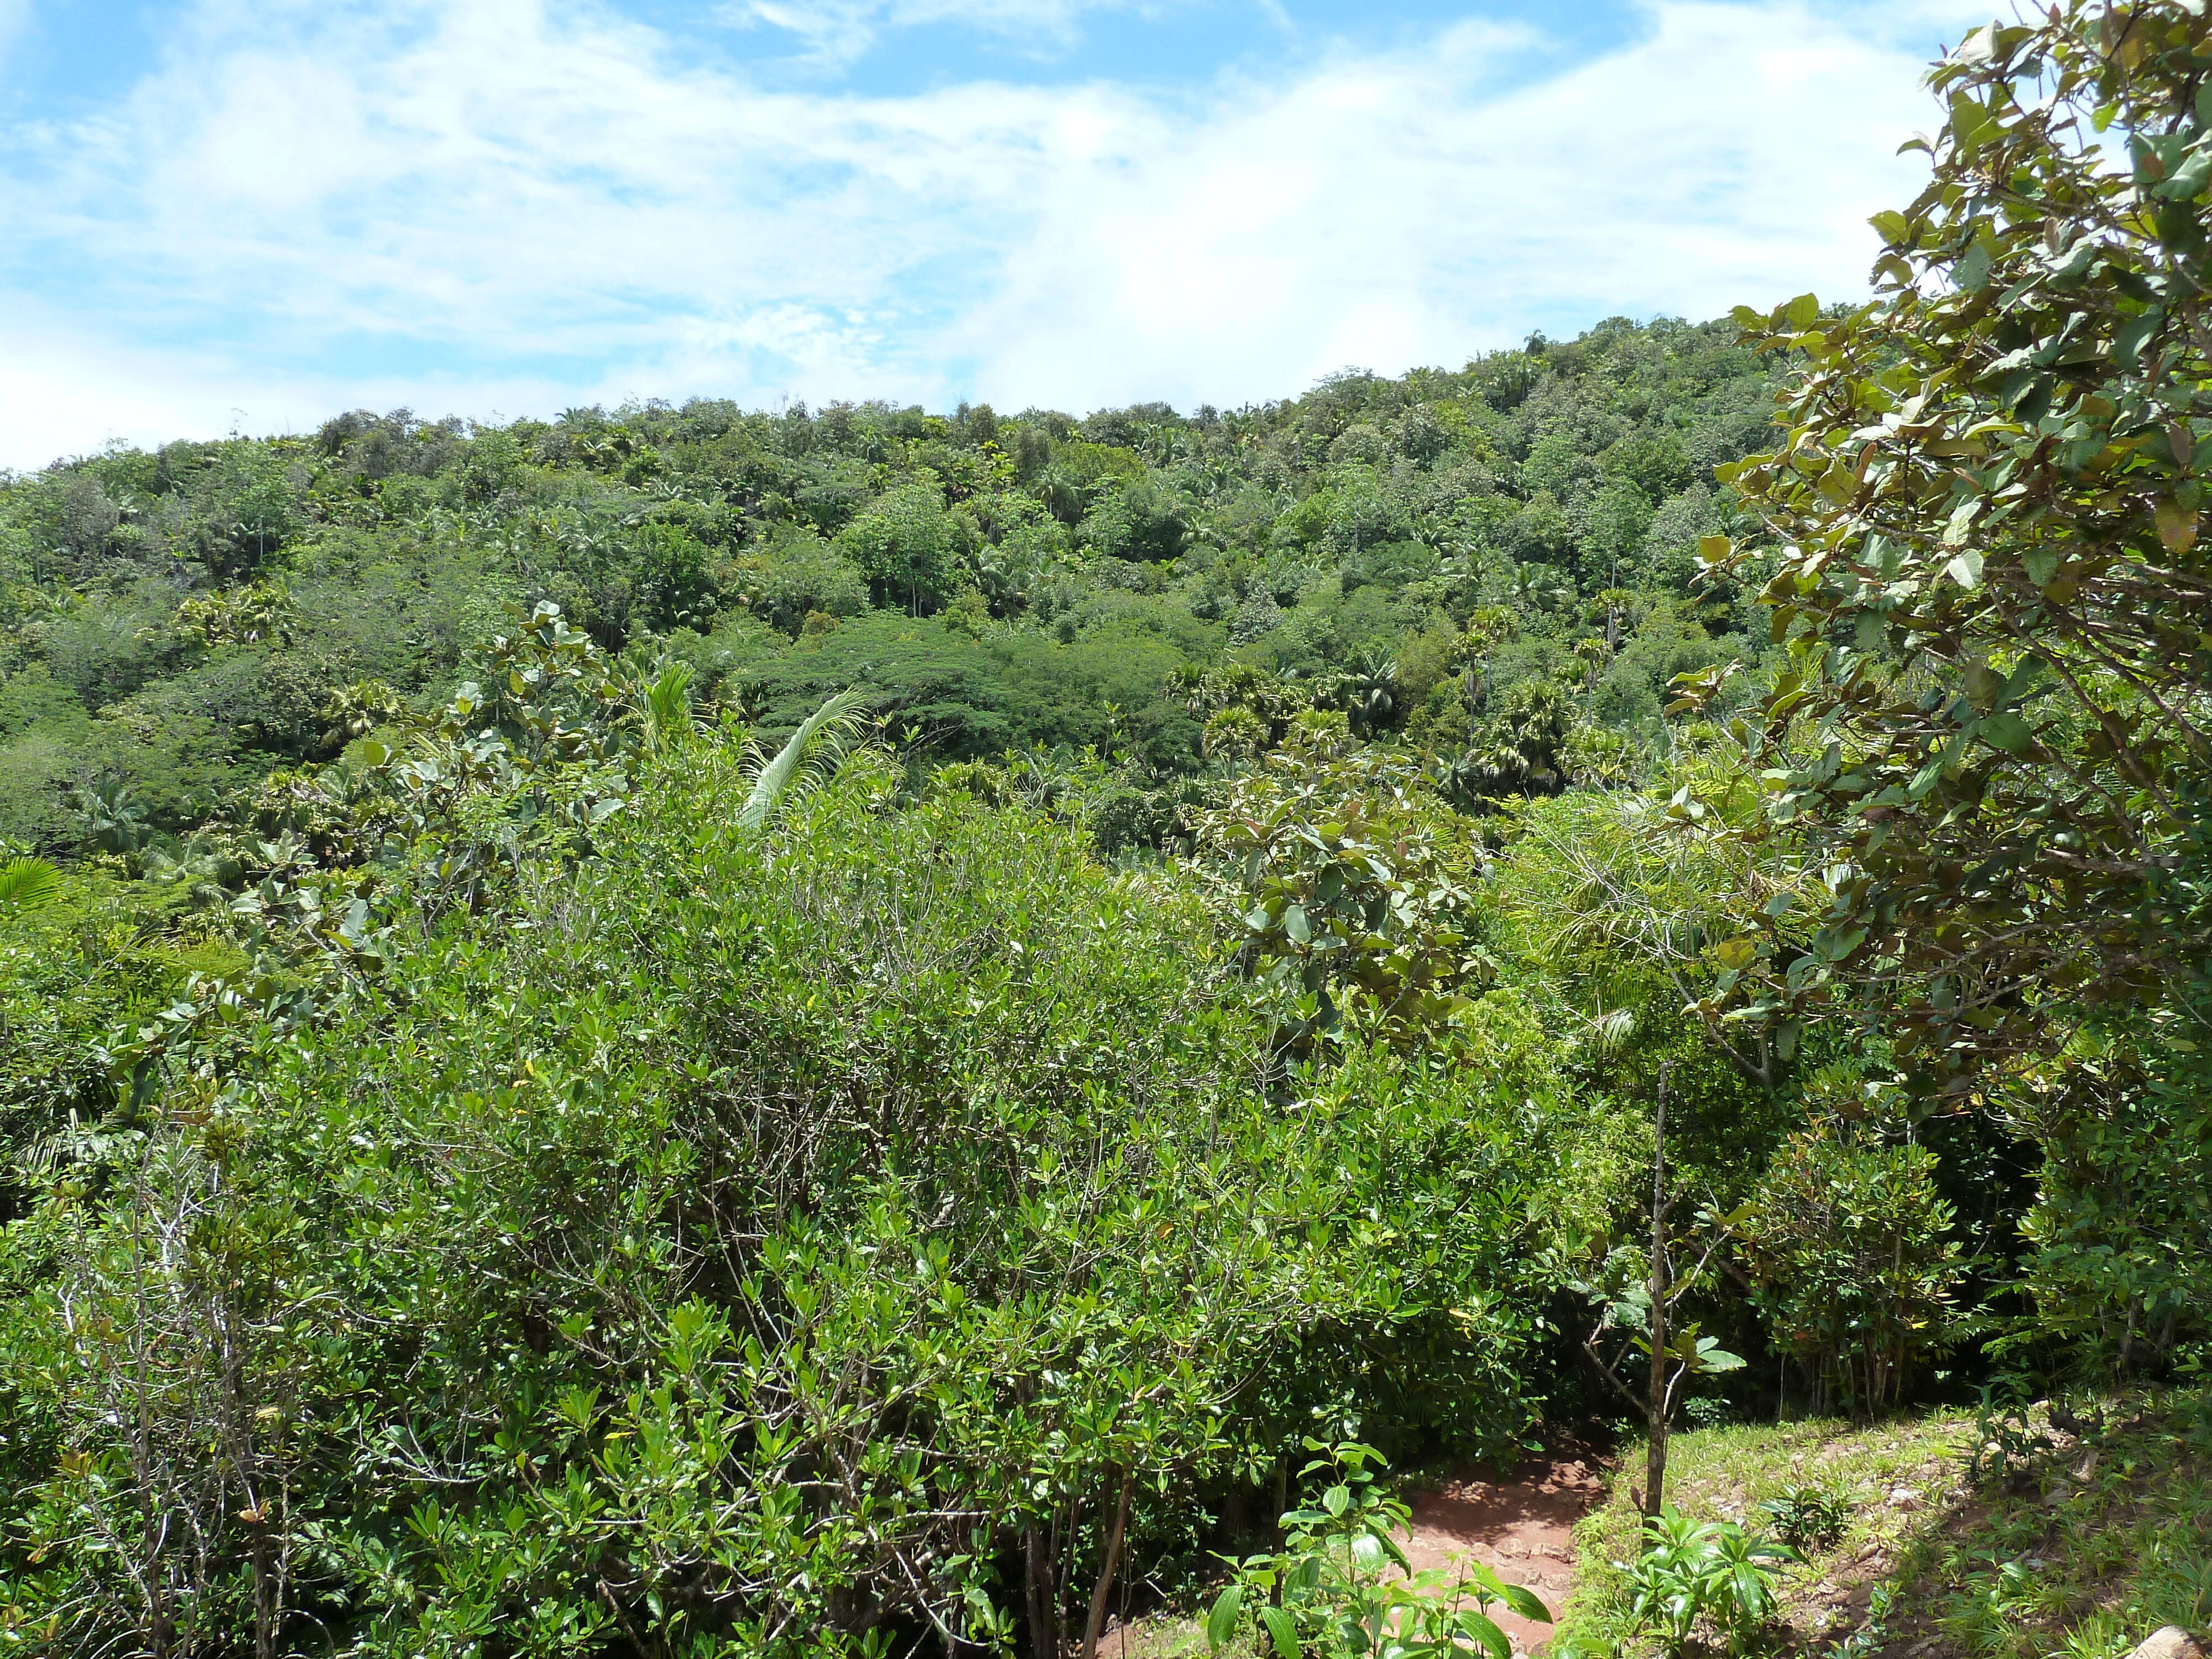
[1097,1451,1606,1659]
[1395,1452,1609,1656]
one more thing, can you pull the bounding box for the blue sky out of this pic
[0,0,1986,466]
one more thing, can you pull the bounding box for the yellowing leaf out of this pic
[1713,938,1759,970]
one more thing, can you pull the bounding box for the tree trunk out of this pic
[1025,1521,1060,1659]
[1644,1065,1671,1521]
[1079,1470,1136,1659]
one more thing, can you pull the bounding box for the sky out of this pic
[0,0,1992,468]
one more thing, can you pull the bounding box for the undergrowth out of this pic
[1560,1390,2212,1659]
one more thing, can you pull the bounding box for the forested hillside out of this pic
[2,6,2209,1659]
[0,316,1773,854]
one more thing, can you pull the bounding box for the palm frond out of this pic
[638,659,698,752]
[0,856,60,912]
[738,688,872,831]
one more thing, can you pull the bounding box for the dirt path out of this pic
[1396,1452,1606,1656]
[1098,1451,1605,1659]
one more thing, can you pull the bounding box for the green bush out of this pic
[1616,1509,1794,1657]
[1739,1128,1963,1416]
[0,733,1581,1656]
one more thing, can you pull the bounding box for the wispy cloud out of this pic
[718,0,1160,67]
[0,0,1986,465]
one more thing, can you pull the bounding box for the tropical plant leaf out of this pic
[738,688,872,831]
[0,857,60,912]
[1499,1583,1552,1624]
[1455,1609,1511,1659]
[1205,1584,1244,1651]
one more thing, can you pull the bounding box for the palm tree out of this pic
[627,660,698,754]
[738,689,873,830]
[0,857,59,913]
[1035,466,1091,525]
[76,774,147,855]
[1339,647,1399,739]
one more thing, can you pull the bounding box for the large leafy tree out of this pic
[1712,1,2212,1089]
[1699,2,2212,1371]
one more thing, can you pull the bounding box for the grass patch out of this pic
[1559,1391,2212,1659]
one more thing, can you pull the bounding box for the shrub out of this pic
[0,737,1577,1656]
[1740,1127,1963,1415]
[1758,1484,1849,1552]
[1206,1441,1551,1659]
[1618,1508,1794,1657]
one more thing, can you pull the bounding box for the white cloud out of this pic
[967,1,1985,411]
[719,0,1157,66]
[0,0,1990,466]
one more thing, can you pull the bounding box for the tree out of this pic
[838,483,952,614]
[1572,1066,1746,1519]
[1694,2,2212,1374]
[1710,1,2212,1088]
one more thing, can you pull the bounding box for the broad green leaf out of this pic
[1455,1610,1511,1659]
[1956,239,1992,292]
[1693,1342,1747,1374]
[1206,1585,1244,1651]
[1499,1584,1553,1624]
[1261,1605,1301,1659]
[1978,712,2031,753]
[1712,938,1759,971]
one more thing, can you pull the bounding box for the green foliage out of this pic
[0,727,1590,1655]
[737,686,869,828]
[1616,1508,1795,1656]
[0,857,58,912]
[11,42,2212,1648]
[1194,739,1491,1053]
[1713,1,2212,1080]
[1757,1484,1849,1552]
[1205,1441,1552,1659]
[1688,0,2212,1376]
[1740,1128,1965,1416]
[2,317,1779,849]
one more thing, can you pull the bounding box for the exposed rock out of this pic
[2126,1629,2205,1659]
[1888,1488,1922,1511]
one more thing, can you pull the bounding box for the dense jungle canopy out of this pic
[1,5,2209,1658]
